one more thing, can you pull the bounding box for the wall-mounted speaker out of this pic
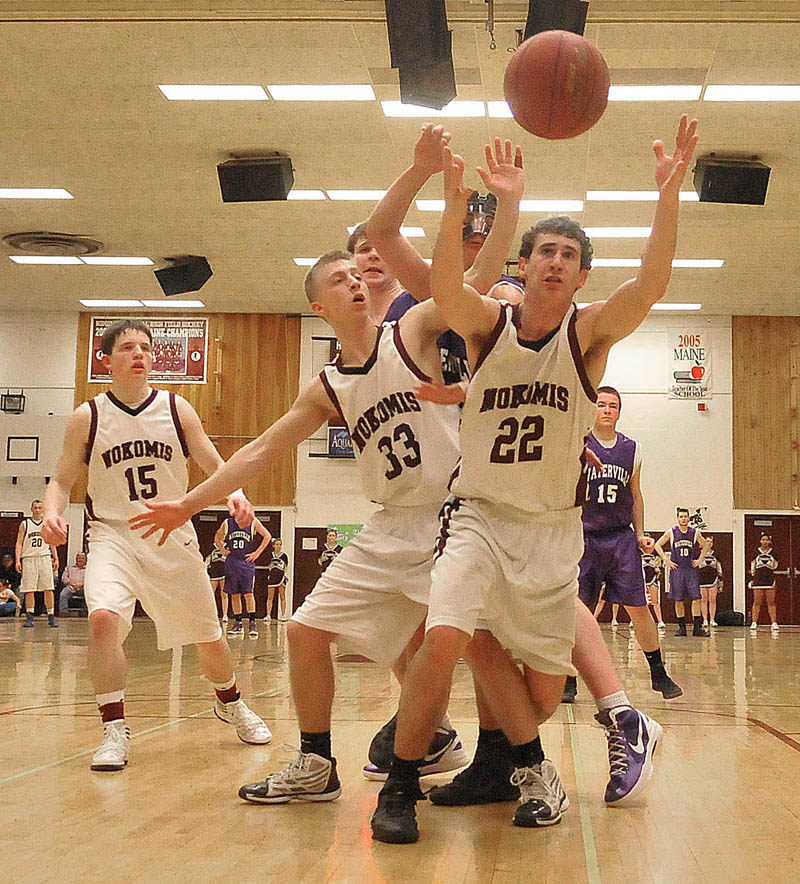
[693,156,771,205]
[217,155,294,202]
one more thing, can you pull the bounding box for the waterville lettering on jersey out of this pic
[100,439,173,468]
[479,381,569,414]
[585,463,631,484]
[350,391,421,453]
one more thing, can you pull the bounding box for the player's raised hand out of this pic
[441,145,470,212]
[414,380,467,405]
[476,137,524,201]
[42,515,68,546]
[413,123,452,176]
[654,114,699,195]
[227,491,254,528]
[128,500,191,546]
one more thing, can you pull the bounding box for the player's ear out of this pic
[517,256,528,279]
[574,268,590,291]
[310,300,326,318]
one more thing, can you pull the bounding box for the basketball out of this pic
[503,30,610,139]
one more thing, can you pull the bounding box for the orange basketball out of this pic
[503,30,610,139]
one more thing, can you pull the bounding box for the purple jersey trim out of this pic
[169,393,190,458]
[567,306,597,403]
[85,399,99,465]
[106,388,158,417]
[392,322,431,383]
[472,302,509,375]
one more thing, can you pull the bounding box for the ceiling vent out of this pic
[2,231,103,255]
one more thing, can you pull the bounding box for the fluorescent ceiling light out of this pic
[141,300,205,308]
[651,303,702,310]
[293,258,317,266]
[346,225,424,237]
[80,257,154,265]
[704,85,800,101]
[268,85,375,101]
[381,100,485,118]
[519,200,584,212]
[584,227,651,237]
[158,85,267,100]
[592,258,642,268]
[487,101,513,118]
[79,299,144,307]
[608,85,702,101]
[10,255,82,264]
[586,191,699,202]
[288,190,327,200]
[0,188,73,199]
[416,200,444,211]
[671,259,724,268]
[326,190,387,200]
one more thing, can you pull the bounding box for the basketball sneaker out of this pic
[362,715,469,781]
[90,720,130,771]
[227,620,244,637]
[750,621,758,631]
[771,622,780,632]
[214,698,272,744]
[248,621,258,637]
[370,780,426,844]
[651,667,683,699]
[562,675,578,704]
[429,749,519,806]
[48,614,58,628]
[221,615,228,623]
[239,750,341,804]
[595,706,662,805]
[511,760,569,827]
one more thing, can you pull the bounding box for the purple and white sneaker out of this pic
[595,706,662,805]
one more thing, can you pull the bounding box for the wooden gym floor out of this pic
[2,617,799,884]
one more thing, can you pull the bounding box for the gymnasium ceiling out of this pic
[2,0,800,315]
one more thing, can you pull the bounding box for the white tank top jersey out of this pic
[21,518,50,558]
[84,389,191,525]
[319,322,460,508]
[451,302,597,514]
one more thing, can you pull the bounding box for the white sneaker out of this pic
[750,621,758,631]
[263,616,272,623]
[710,620,718,628]
[611,619,619,628]
[511,759,569,827]
[771,622,780,632]
[214,697,272,744]
[703,620,709,628]
[239,750,341,804]
[221,615,228,623]
[91,720,130,771]
[657,621,666,629]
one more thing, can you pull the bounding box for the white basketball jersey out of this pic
[85,389,191,526]
[320,323,460,508]
[451,302,596,514]
[21,518,50,558]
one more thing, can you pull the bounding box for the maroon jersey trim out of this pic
[392,322,432,383]
[333,325,384,375]
[472,303,509,375]
[567,305,597,403]
[85,494,97,521]
[85,399,99,465]
[318,371,351,434]
[106,388,158,416]
[169,393,190,458]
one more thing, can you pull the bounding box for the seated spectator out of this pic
[59,552,87,614]
[0,576,20,617]
[0,553,22,615]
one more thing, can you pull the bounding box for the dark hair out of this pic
[677,507,689,516]
[100,320,153,355]
[346,223,368,254]
[518,215,593,270]
[596,386,622,410]
[760,533,772,541]
[303,251,354,305]
[31,499,42,507]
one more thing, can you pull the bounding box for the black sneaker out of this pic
[651,668,683,699]
[367,714,397,769]
[692,622,709,637]
[370,782,425,844]
[674,623,687,636]
[562,675,578,704]
[428,756,519,806]
[363,715,469,781]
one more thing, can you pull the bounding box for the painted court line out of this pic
[0,683,287,787]
[566,705,602,884]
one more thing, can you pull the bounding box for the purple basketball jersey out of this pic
[581,432,637,534]
[670,526,698,568]
[224,517,257,563]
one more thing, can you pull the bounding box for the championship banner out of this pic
[89,317,209,384]
[668,331,712,399]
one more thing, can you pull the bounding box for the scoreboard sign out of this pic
[89,317,209,384]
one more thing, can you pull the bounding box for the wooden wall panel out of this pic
[732,316,800,510]
[72,313,300,507]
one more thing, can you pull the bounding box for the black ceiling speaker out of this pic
[154,256,212,295]
[397,31,456,110]
[693,156,771,205]
[524,0,589,39]
[217,154,294,202]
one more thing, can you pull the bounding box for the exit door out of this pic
[744,515,799,625]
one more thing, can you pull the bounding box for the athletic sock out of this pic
[644,648,664,673]
[477,727,509,753]
[440,713,453,731]
[596,690,631,713]
[212,675,240,705]
[677,616,686,628]
[386,754,423,787]
[97,690,125,723]
[301,731,332,760]
[508,736,545,769]
[235,614,243,624]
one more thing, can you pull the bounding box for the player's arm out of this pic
[463,139,524,294]
[49,544,59,569]
[130,379,337,544]
[42,405,92,547]
[214,521,228,555]
[246,518,272,562]
[654,530,677,569]
[692,528,706,566]
[430,146,501,348]
[578,116,699,362]
[365,123,451,300]
[629,466,652,551]
[14,521,25,572]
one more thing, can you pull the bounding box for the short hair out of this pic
[346,223,368,254]
[100,319,153,355]
[31,499,42,507]
[0,576,9,587]
[518,215,594,270]
[596,386,622,410]
[677,507,689,516]
[303,250,353,305]
[272,537,282,545]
